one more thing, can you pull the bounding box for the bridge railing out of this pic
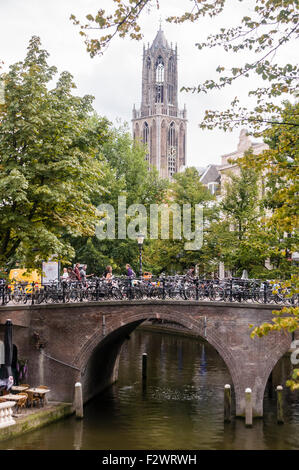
[0,276,297,306]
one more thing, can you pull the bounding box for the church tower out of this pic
[132,26,187,179]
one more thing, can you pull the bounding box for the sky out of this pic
[0,0,293,168]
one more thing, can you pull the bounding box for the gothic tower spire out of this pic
[132,28,187,179]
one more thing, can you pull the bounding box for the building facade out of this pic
[132,27,187,179]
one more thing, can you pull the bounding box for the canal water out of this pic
[1,328,299,450]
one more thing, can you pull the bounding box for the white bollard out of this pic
[245,388,252,427]
[74,382,83,419]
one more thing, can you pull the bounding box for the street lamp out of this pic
[137,233,145,278]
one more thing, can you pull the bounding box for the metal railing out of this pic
[0,276,297,306]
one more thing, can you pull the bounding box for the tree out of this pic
[250,275,299,390]
[143,167,216,275]
[241,103,299,390]
[69,124,168,275]
[71,0,299,130]
[0,37,109,270]
[201,165,276,278]
[240,101,299,234]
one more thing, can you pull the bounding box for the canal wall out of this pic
[0,402,73,442]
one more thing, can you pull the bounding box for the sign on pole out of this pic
[41,261,60,284]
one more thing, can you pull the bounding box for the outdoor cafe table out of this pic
[27,388,50,406]
[11,385,29,393]
[1,394,26,412]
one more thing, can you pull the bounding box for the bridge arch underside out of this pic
[75,309,292,418]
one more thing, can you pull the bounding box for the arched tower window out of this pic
[155,56,164,103]
[168,122,177,177]
[155,56,164,83]
[142,122,150,162]
[143,122,149,144]
[168,122,176,148]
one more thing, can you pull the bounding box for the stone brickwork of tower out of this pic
[132,27,187,179]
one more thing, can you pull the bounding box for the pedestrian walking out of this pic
[126,264,136,278]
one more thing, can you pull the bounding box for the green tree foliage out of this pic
[71,0,298,130]
[143,167,216,275]
[0,37,109,270]
[240,101,299,234]
[251,276,299,390]
[70,124,168,275]
[240,104,299,390]
[201,166,273,278]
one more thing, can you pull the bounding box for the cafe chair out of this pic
[24,391,39,408]
[37,386,49,406]
[16,394,27,413]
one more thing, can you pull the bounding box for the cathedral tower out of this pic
[132,26,187,179]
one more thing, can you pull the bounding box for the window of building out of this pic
[208,182,219,195]
[168,122,176,148]
[168,122,177,177]
[142,122,150,162]
[155,84,164,103]
[155,56,164,83]
[168,151,176,177]
[155,56,164,103]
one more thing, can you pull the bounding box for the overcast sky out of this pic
[0,0,293,167]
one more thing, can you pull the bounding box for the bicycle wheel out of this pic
[213,287,225,301]
[150,287,163,299]
[111,287,123,300]
[11,291,23,304]
[185,287,197,300]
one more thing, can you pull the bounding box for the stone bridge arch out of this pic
[72,305,291,418]
[0,301,293,419]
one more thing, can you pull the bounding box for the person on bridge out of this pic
[186,267,195,277]
[61,268,69,280]
[67,267,77,282]
[126,264,136,278]
[80,265,94,284]
[74,263,81,281]
[103,266,113,280]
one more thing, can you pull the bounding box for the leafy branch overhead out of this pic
[71,0,299,130]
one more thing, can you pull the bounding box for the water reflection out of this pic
[0,328,298,450]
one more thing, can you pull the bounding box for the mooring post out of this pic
[245,388,252,427]
[142,353,147,382]
[224,384,231,422]
[277,385,284,424]
[74,382,83,419]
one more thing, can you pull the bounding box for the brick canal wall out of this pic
[0,301,293,417]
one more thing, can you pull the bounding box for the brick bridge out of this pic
[0,300,293,418]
